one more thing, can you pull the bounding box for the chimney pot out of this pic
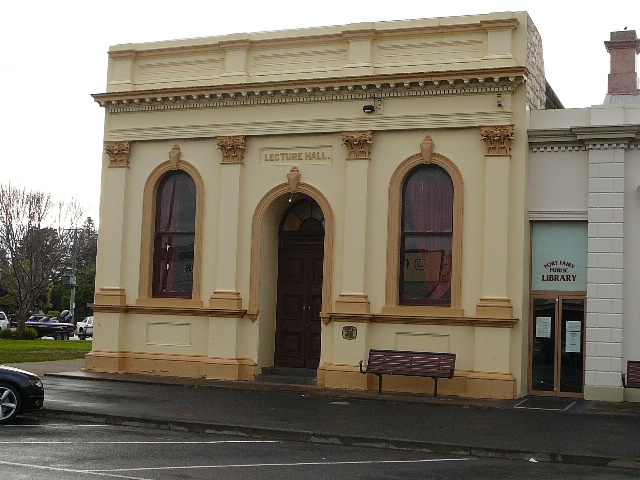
[604,29,640,94]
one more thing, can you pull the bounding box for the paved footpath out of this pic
[9,360,640,471]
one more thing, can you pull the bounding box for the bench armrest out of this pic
[359,360,366,374]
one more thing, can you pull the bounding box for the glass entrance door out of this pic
[530,295,585,397]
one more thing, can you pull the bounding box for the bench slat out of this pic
[625,361,640,388]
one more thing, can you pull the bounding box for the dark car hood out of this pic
[0,364,39,378]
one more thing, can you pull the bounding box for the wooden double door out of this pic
[274,235,323,369]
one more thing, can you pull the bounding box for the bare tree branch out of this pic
[0,184,84,329]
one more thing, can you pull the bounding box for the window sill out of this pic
[136,298,203,309]
[380,305,465,317]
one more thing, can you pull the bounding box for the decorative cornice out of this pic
[216,135,245,164]
[342,131,373,159]
[480,125,514,155]
[93,72,526,114]
[530,145,586,152]
[529,126,640,152]
[104,141,131,168]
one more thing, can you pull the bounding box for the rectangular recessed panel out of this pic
[146,322,191,347]
[280,332,302,356]
[251,45,346,75]
[281,294,303,319]
[136,53,225,85]
[281,258,304,283]
[376,37,484,67]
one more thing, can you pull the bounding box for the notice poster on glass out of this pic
[565,321,582,353]
[536,317,552,338]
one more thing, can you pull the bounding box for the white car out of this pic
[75,316,93,339]
[0,311,8,331]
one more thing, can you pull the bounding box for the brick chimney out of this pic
[605,29,640,94]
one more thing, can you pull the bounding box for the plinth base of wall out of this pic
[85,351,256,381]
[318,362,517,399]
[584,385,625,402]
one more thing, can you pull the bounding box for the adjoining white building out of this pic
[529,29,640,402]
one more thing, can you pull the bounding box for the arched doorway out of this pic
[274,197,324,369]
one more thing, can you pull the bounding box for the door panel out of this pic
[559,298,585,394]
[531,298,557,393]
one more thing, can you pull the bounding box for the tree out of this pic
[0,184,83,329]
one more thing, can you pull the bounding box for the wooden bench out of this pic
[622,361,640,388]
[359,349,456,397]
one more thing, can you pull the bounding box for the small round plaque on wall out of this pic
[342,325,357,340]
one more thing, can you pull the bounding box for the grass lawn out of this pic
[0,339,92,363]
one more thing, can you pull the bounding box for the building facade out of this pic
[529,29,640,402]
[89,11,565,399]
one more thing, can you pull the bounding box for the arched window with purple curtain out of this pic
[153,170,196,297]
[401,164,453,305]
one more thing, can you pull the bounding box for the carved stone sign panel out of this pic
[260,146,333,165]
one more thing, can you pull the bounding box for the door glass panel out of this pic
[560,298,584,393]
[532,298,556,392]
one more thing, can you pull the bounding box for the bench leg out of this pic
[433,377,439,398]
[377,374,383,394]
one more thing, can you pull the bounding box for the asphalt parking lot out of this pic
[2,417,640,480]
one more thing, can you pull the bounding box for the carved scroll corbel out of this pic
[287,166,301,194]
[420,135,434,163]
[169,144,181,170]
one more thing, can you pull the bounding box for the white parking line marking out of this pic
[89,457,473,473]
[0,460,150,480]
[2,440,278,445]
[1,424,110,428]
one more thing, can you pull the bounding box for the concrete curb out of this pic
[35,408,640,471]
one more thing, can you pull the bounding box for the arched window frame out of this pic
[385,153,463,315]
[138,161,204,306]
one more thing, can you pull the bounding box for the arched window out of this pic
[152,170,196,297]
[400,164,453,305]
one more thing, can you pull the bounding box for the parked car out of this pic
[0,365,44,424]
[0,311,8,331]
[75,316,94,340]
[25,315,75,340]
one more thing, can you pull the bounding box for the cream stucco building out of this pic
[88,11,567,399]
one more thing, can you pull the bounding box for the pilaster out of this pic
[585,141,625,396]
[209,136,245,309]
[476,126,514,318]
[95,141,131,307]
[335,131,372,314]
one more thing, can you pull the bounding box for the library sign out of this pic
[540,259,578,283]
[531,222,587,292]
